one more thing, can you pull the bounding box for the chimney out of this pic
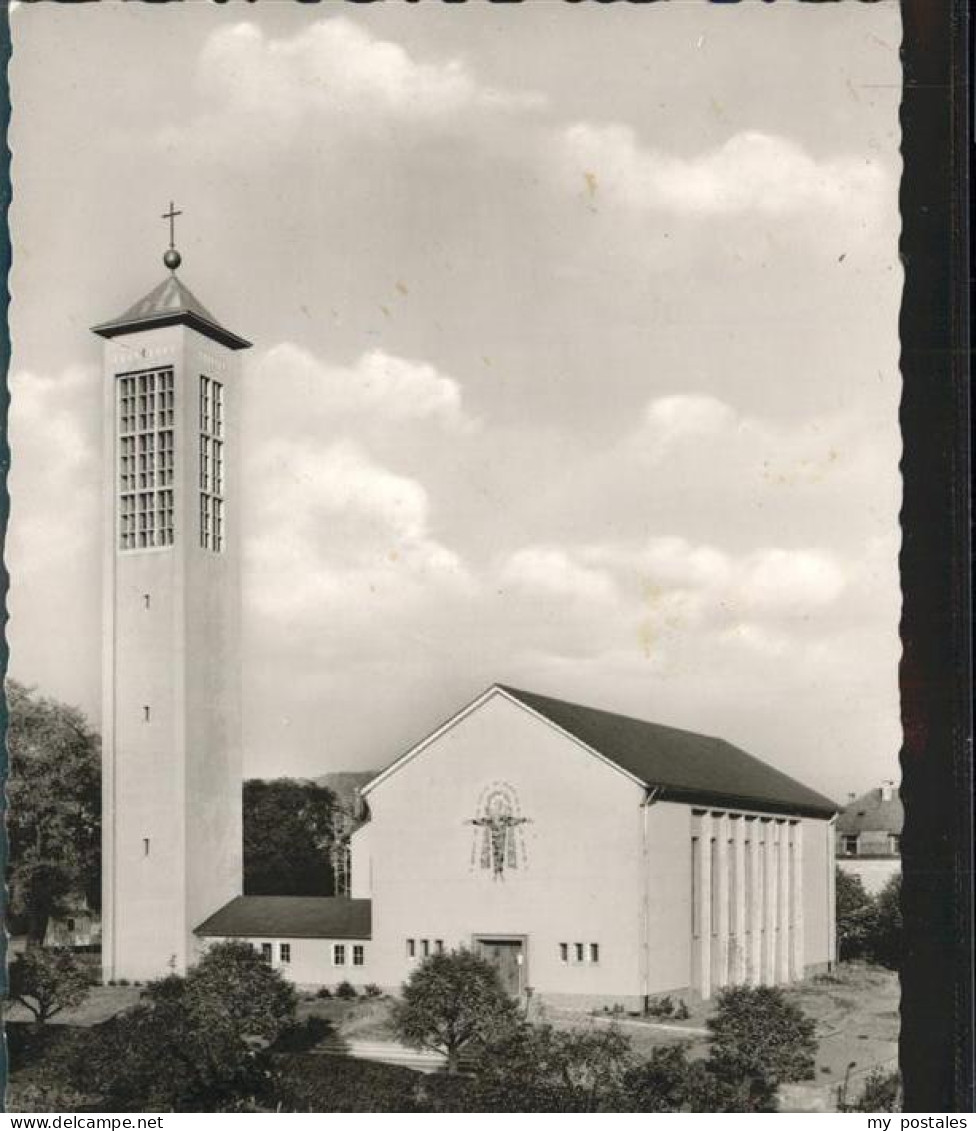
[881,780,895,801]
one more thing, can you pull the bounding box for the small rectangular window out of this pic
[143,838,150,856]
[280,943,291,964]
[559,942,568,963]
[421,939,430,958]
[574,942,584,963]
[589,943,600,963]
[407,938,416,959]
[435,940,444,955]
[333,944,346,966]
[261,943,272,964]
[66,917,76,932]
[353,945,365,967]
[143,705,151,722]
[843,834,859,856]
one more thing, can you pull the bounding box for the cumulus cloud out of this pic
[558,124,888,222]
[499,546,617,605]
[160,18,543,154]
[246,438,472,624]
[250,344,475,434]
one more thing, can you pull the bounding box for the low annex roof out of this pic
[92,273,252,351]
[195,896,371,940]
[499,686,838,819]
[363,684,838,820]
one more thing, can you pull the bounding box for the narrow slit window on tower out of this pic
[143,838,150,856]
[143,705,151,722]
[143,593,151,609]
[118,368,174,550]
[199,375,225,553]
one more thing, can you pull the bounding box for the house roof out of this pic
[92,274,251,351]
[836,787,903,835]
[194,896,371,939]
[497,686,838,819]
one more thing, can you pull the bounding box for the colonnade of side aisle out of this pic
[691,810,804,999]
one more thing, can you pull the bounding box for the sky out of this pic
[5,2,903,800]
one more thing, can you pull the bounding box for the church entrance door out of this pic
[474,937,525,996]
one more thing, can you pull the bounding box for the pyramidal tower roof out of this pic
[92,272,251,351]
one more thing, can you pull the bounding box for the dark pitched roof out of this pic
[836,787,903,835]
[499,686,838,819]
[92,274,251,351]
[194,896,371,939]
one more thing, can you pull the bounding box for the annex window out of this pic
[260,943,272,964]
[574,942,584,963]
[842,834,859,856]
[421,939,430,958]
[333,944,346,966]
[589,943,600,964]
[434,940,444,955]
[353,945,365,967]
[280,943,291,964]
[406,938,416,959]
[559,942,568,963]
[118,368,175,550]
[199,375,225,552]
[142,838,150,857]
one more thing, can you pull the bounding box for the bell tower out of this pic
[93,209,251,981]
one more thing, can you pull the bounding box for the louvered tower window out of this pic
[118,368,175,550]
[199,375,225,552]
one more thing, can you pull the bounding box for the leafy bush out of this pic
[8,948,91,1023]
[646,995,677,1018]
[316,986,333,999]
[62,941,297,1110]
[364,983,383,998]
[393,949,520,1073]
[274,1053,423,1112]
[473,1020,633,1111]
[673,1000,690,1021]
[335,980,357,1000]
[846,1069,901,1112]
[704,985,817,1111]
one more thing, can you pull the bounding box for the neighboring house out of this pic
[836,782,902,895]
[46,900,102,950]
[198,684,839,1005]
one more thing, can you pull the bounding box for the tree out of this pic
[392,949,520,1073]
[242,778,337,896]
[7,948,91,1024]
[836,868,878,960]
[866,874,902,970]
[705,985,817,1111]
[67,942,297,1111]
[5,681,101,946]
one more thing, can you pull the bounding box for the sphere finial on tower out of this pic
[161,200,183,272]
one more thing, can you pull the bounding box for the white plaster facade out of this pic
[100,316,246,982]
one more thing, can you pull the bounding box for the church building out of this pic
[96,227,838,1003]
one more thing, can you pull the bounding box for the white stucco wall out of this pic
[360,691,648,1002]
[102,324,243,982]
[197,936,373,988]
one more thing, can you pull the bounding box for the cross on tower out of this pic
[161,201,182,250]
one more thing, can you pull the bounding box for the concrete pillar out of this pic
[747,818,761,984]
[700,812,712,1000]
[731,815,747,984]
[762,819,777,984]
[778,820,791,982]
[791,821,805,979]
[714,812,729,991]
